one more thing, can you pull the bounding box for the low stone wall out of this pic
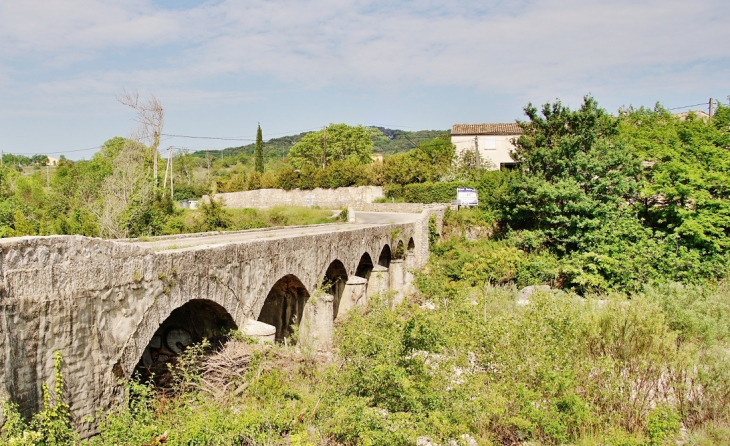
[354,202,425,213]
[209,186,384,209]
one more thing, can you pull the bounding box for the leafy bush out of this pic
[392,181,475,203]
[1,352,78,445]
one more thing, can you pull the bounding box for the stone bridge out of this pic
[0,208,445,435]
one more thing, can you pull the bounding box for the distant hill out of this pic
[191,127,449,160]
[191,132,308,161]
[371,127,450,155]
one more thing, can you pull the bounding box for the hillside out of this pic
[191,127,449,160]
[371,127,450,154]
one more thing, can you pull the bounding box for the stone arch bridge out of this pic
[0,208,445,435]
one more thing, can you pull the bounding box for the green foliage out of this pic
[197,197,230,231]
[288,124,374,170]
[371,127,450,155]
[192,127,444,162]
[385,181,474,203]
[479,97,730,293]
[428,215,439,247]
[254,124,264,174]
[501,96,642,253]
[246,170,261,190]
[383,135,455,185]
[620,105,730,256]
[1,351,78,445]
[161,205,337,235]
[8,257,730,445]
[646,406,681,445]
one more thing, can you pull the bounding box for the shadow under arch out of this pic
[323,260,348,320]
[133,299,237,384]
[355,252,374,281]
[378,244,391,268]
[407,237,415,254]
[257,274,310,343]
[394,239,405,259]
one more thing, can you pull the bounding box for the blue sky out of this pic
[0,0,728,159]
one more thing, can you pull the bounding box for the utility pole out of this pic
[153,131,159,188]
[709,98,714,116]
[163,147,171,189]
[322,126,327,170]
[170,148,174,199]
[1,150,4,167]
[474,136,480,169]
[46,163,50,188]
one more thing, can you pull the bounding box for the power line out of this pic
[2,146,103,157]
[667,99,729,111]
[161,134,255,142]
[161,126,324,142]
[366,123,416,129]
[667,102,709,111]
[3,125,443,159]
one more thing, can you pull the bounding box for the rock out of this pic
[446,434,477,446]
[516,285,551,306]
[460,434,478,446]
[420,300,436,310]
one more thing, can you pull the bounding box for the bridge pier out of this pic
[404,251,417,296]
[338,276,368,317]
[367,265,389,300]
[299,293,334,351]
[389,259,405,307]
[241,320,276,343]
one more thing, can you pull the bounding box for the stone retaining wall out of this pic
[209,186,384,209]
[354,202,425,213]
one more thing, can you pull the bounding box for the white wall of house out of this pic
[452,134,519,170]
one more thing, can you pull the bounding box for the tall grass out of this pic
[162,205,339,234]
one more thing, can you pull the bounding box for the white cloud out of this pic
[0,0,728,116]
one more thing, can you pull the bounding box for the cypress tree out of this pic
[255,123,264,173]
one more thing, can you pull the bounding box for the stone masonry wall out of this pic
[209,186,384,209]
[0,219,426,437]
[353,203,425,213]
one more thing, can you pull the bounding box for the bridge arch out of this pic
[117,289,240,381]
[377,244,391,268]
[407,237,415,253]
[132,299,237,383]
[394,239,406,259]
[323,260,348,320]
[355,252,374,280]
[257,274,310,343]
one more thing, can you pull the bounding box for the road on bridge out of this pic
[132,211,420,251]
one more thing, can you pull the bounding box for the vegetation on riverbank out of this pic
[4,228,730,444]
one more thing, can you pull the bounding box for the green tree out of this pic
[288,123,374,169]
[619,104,730,255]
[255,123,264,174]
[500,96,642,253]
[383,135,455,185]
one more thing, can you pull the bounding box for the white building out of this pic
[451,123,522,170]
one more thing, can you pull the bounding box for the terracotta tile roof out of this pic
[451,123,522,135]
